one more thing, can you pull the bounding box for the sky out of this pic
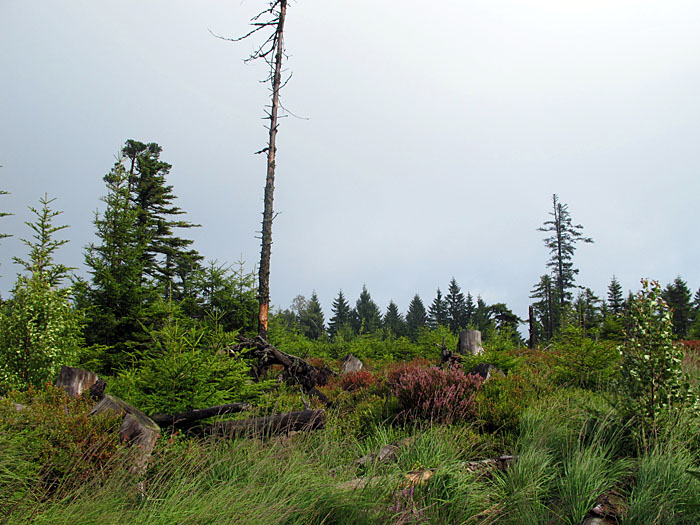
[1,0,699,325]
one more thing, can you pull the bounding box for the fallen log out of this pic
[150,402,252,430]
[55,365,106,400]
[204,409,326,438]
[229,335,335,404]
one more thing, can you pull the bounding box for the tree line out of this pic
[1,146,700,392]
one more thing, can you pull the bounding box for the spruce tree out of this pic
[574,287,602,334]
[383,300,406,338]
[328,289,351,339]
[538,194,593,320]
[530,274,556,342]
[465,292,476,327]
[299,291,325,340]
[352,285,382,335]
[0,196,80,391]
[405,294,427,340]
[662,276,693,339]
[445,277,468,334]
[81,157,153,372]
[427,288,448,329]
[474,296,493,333]
[607,275,624,316]
[121,140,202,297]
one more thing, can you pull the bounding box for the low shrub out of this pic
[476,374,536,435]
[389,364,484,424]
[0,384,122,519]
[339,369,375,392]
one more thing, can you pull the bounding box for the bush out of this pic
[109,315,270,415]
[551,324,619,389]
[389,364,484,424]
[339,369,375,392]
[0,384,122,517]
[616,279,696,449]
[476,374,536,435]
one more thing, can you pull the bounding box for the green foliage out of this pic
[476,374,536,435]
[109,309,268,415]
[551,324,620,389]
[616,279,696,448]
[0,196,81,392]
[404,294,426,341]
[352,285,382,335]
[625,442,700,523]
[0,384,122,520]
[663,276,693,339]
[427,287,448,329]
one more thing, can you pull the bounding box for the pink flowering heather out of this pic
[389,364,484,424]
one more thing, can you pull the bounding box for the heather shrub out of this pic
[339,369,375,392]
[389,364,484,424]
[0,384,122,514]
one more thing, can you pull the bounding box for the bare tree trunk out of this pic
[257,0,287,339]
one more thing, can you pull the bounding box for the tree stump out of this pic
[458,330,484,356]
[55,365,100,398]
[341,354,363,375]
[90,394,160,474]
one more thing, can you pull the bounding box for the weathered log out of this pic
[229,335,335,403]
[205,409,326,438]
[90,394,160,474]
[458,330,484,356]
[150,402,252,429]
[56,365,99,398]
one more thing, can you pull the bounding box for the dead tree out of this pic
[230,335,335,404]
[216,1,289,339]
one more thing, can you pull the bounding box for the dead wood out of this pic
[150,402,251,430]
[204,409,326,438]
[229,335,335,404]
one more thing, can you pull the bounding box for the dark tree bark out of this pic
[230,335,335,404]
[204,409,326,438]
[150,402,251,430]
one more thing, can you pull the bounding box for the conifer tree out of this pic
[445,277,468,334]
[405,294,427,341]
[428,288,448,329]
[474,296,493,333]
[0,196,80,391]
[121,140,202,297]
[328,289,351,339]
[299,291,325,340]
[538,194,593,317]
[81,160,151,370]
[0,188,10,242]
[352,285,382,335]
[607,275,624,316]
[530,274,556,342]
[574,287,602,334]
[662,276,693,339]
[383,300,406,338]
[465,292,476,327]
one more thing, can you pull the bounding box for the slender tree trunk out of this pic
[258,0,287,339]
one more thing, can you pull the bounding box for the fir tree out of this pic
[530,274,556,342]
[474,296,493,333]
[0,196,80,391]
[607,275,624,316]
[663,276,693,339]
[465,292,476,327]
[121,140,202,297]
[352,285,382,335]
[574,287,603,334]
[383,300,406,338]
[538,194,593,320]
[428,288,448,329]
[405,294,427,340]
[445,277,468,334]
[299,291,325,340]
[328,289,351,339]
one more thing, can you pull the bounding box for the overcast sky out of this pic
[1,1,699,323]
